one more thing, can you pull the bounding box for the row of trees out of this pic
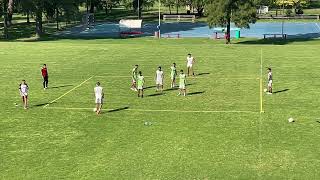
[1,0,87,38]
[1,0,309,42]
[259,0,310,15]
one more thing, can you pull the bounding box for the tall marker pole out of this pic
[138,0,140,19]
[260,48,264,113]
[158,0,161,38]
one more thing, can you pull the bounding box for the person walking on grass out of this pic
[267,68,273,95]
[170,63,177,88]
[41,64,48,90]
[137,71,145,98]
[94,82,104,115]
[131,65,139,91]
[19,80,29,109]
[187,53,195,76]
[178,70,187,96]
[155,66,164,92]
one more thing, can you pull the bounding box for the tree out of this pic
[193,0,207,16]
[162,0,175,14]
[275,0,309,14]
[206,0,257,44]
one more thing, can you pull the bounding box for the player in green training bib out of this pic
[178,70,187,96]
[170,63,177,88]
[137,71,145,98]
[131,65,138,91]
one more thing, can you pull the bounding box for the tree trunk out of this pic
[3,14,9,39]
[56,8,59,30]
[90,2,95,13]
[36,9,43,38]
[3,1,9,39]
[7,0,14,26]
[176,0,179,14]
[169,6,171,14]
[27,11,30,23]
[226,17,231,44]
[105,6,108,15]
[197,7,204,17]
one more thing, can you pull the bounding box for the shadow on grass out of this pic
[108,106,129,113]
[188,91,205,95]
[50,85,73,89]
[32,102,56,107]
[273,89,289,94]
[144,85,157,90]
[197,72,210,76]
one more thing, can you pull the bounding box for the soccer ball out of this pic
[93,108,97,112]
[263,89,267,92]
[288,118,294,123]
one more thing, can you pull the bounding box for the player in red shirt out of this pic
[41,64,48,90]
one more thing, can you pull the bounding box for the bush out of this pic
[285,9,293,17]
[296,8,304,15]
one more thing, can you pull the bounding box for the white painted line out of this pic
[45,106,259,114]
[43,76,94,108]
[95,75,258,80]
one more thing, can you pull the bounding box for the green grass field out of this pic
[1,38,319,179]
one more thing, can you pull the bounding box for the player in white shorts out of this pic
[155,66,164,92]
[187,53,195,76]
[131,65,138,91]
[94,82,104,114]
[170,63,177,88]
[19,80,29,109]
[137,71,145,98]
[267,68,273,95]
[178,70,187,96]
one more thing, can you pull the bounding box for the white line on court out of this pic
[45,106,259,114]
[43,76,94,108]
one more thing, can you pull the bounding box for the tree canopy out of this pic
[206,0,257,43]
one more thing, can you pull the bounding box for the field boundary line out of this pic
[43,76,94,108]
[45,106,259,114]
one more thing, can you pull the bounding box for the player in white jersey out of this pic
[94,82,104,114]
[155,66,164,92]
[137,71,145,98]
[267,68,273,95]
[178,70,187,96]
[131,65,138,91]
[19,80,29,109]
[170,63,177,88]
[187,53,195,76]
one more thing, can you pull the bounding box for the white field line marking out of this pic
[95,75,259,80]
[43,76,94,108]
[45,106,259,114]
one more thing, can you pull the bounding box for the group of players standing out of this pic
[17,54,273,115]
[18,64,48,109]
[130,53,196,98]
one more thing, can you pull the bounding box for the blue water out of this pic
[61,22,320,39]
